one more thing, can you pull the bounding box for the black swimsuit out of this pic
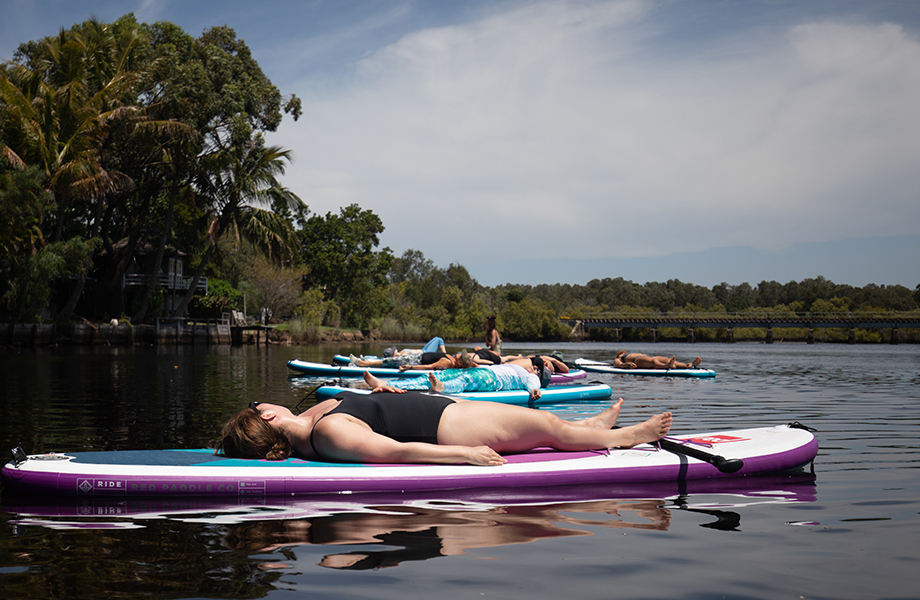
[473,349,502,364]
[420,352,449,365]
[308,391,456,460]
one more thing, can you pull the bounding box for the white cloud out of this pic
[268,1,920,268]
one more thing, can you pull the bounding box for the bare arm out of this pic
[545,357,569,373]
[313,417,506,466]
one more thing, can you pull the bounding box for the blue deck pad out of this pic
[63,449,364,468]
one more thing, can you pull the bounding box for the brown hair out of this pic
[214,409,292,460]
[458,350,475,369]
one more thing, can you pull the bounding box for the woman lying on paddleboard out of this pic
[613,351,702,370]
[361,363,548,400]
[215,391,672,466]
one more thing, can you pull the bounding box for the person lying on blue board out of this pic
[613,351,703,370]
[350,337,448,368]
[505,355,570,379]
[215,392,672,465]
[362,362,549,400]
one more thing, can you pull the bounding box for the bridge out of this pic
[561,313,920,344]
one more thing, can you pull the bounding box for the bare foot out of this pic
[667,356,677,369]
[581,398,624,429]
[427,372,445,393]
[692,357,702,368]
[627,412,673,446]
[363,371,384,389]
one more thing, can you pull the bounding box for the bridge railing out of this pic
[562,311,920,321]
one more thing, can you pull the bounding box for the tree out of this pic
[171,137,303,316]
[243,256,306,322]
[298,204,393,328]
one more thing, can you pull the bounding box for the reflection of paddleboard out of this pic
[3,472,817,528]
[311,382,614,405]
[289,359,587,384]
[2,424,817,498]
[575,358,717,378]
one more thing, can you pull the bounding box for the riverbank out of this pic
[0,321,382,347]
[3,320,915,347]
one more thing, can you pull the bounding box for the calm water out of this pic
[1,341,918,599]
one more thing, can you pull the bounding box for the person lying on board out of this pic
[391,351,477,371]
[469,348,503,365]
[215,391,672,465]
[363,362,550,400]
[505,355,570,378]
[350,337,448,368]
[613,351,702,370]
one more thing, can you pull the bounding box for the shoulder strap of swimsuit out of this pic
[309,400,342,459]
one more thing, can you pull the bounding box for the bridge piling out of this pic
[892,327,899,345]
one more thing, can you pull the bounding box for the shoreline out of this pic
[0,321,914,347]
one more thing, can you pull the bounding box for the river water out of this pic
[1,341,918,599]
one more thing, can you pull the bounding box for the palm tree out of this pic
[2,19,196,323]
[170,136,304,316]
[1,23,146,322]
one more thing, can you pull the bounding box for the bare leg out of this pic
[363,371,385,389]
[692,357,702,368]
[356,359,383,367]
[428,372,444,393]
[578,398,623,429]
[439,401,672,452]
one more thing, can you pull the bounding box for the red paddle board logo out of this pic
[684,434,749,445]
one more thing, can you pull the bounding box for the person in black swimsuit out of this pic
[215,391,673,466]
[470,348,503,365]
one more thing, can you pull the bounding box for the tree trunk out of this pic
[170,241,215,317]
[133,176,178,322]
[56,196,106,325]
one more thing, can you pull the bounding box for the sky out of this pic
[3,0,919,289]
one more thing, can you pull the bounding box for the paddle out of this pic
[614,427,744,474]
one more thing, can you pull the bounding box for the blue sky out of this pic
[3,0,919,289]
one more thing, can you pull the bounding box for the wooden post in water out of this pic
[807,327,815,344]
[765,326,773,344]
[891,327,899,345]
[848,327,856,344]
[687,327,695,343]
[726,327,734,343]
[650,327,658,343]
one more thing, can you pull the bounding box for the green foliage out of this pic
[0,165,49,269]
[298,204,393,328]
[0,237,97,321]
[0,247,64,320]
[206,278,243,308]
[500,298,570,341]
[188,293,232,318]
[243,256,307,320]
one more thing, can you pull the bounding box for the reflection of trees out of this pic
[2,520,280,599]
[222,499,672,571]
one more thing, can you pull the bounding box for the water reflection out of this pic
[5,474,816,573]
[225,498,672,570]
